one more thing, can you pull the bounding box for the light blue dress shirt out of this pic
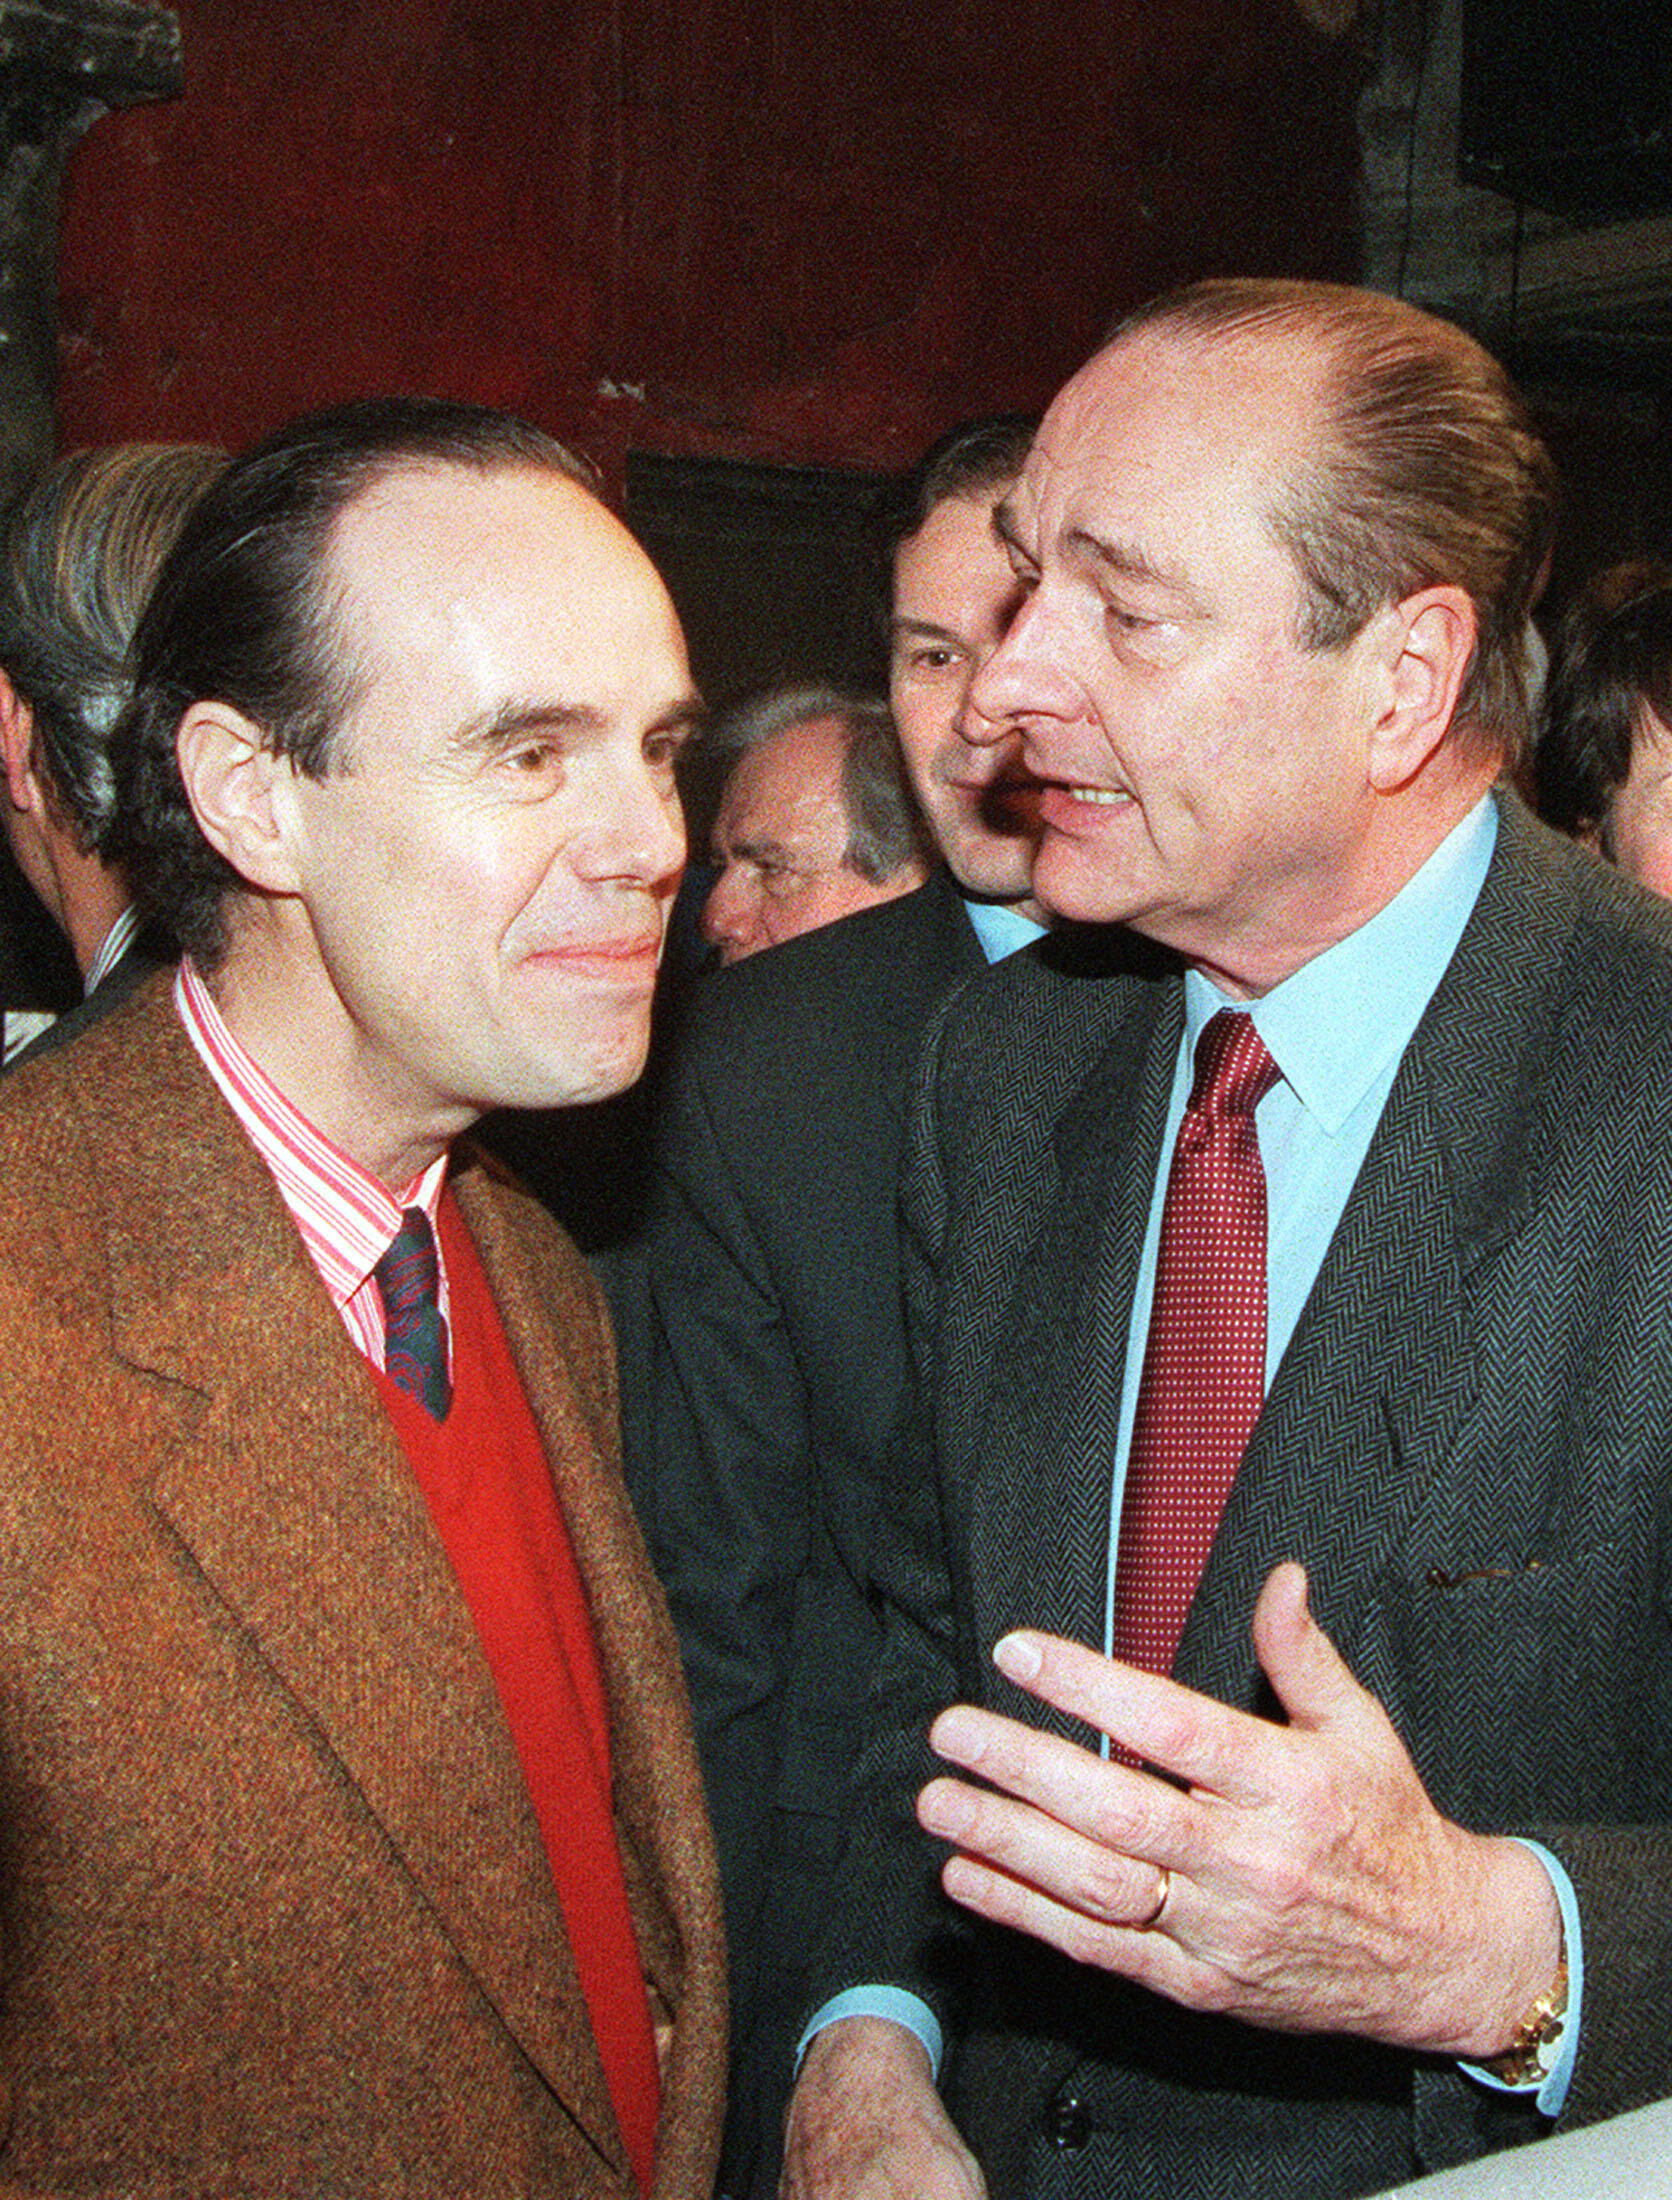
[805,799,1578,2115]
[962,895,1046,965]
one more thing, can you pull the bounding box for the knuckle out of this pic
[1075,1854,1145,1924]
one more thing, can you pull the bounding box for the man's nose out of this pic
[969,589,1077,727]
[582,765,686,887]
[954,674,1015,752]
[700,865,756,958]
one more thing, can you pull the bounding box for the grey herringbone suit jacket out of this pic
[814,794,1672,2200]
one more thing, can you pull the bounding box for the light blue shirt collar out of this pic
[963,896,1047,965]
[1184,795,1499,1135]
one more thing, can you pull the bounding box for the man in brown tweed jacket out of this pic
[0,399,724,2196]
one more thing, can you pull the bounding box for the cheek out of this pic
[893,686,955,775]
[1616,806,1672,901]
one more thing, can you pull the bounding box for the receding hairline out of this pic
[313,451,674,742]
[1006,322,1336,602]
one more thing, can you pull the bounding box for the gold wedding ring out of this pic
[1135,1866,1171,1930]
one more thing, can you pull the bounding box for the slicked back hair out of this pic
[708,680,928,880]
[111,397,600,968]
[1111,278,1558,767]
[0,442,227,853]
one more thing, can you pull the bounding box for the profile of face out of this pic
[701,713,920,964]
[226,461,696,1154]
[889,490,1039,904]
[1600,705,1672,899]
[969,330,1419,997]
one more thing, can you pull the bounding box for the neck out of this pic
[56,859,137,985]
[208,910,471,1192]
[1189,769,1498,1002]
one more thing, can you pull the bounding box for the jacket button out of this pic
[1041,2091,1092,2151]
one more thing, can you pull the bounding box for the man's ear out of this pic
[1365,585,1477,794]
[176,701,303,895]
[0,671,41,814]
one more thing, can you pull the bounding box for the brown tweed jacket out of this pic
[0,976,725,2197]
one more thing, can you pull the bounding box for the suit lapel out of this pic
[1177,794,1579,1703]
[80,985,624,2169]
[966,973,1182,1732]
[869,872,989,1135]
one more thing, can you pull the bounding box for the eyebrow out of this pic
[1062,528,1195,598]
[992,501,1201,607]
[458,694,706,752]
[712,831,793,868]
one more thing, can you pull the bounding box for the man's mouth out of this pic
[522,931,663,969]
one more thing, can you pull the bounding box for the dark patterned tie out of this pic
[1111,1011,1280,1678]
[374,1208,452,1421]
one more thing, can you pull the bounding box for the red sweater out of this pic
[377,1193,659,2192]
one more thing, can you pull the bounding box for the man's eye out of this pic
[761,862,813,896]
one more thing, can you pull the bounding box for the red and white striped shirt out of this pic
[174,959,450,1371]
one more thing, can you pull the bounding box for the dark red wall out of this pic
[54,0,1361,487]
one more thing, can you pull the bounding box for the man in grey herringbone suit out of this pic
[781,280,1672,2200]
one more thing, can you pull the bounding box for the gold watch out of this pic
[1482,1959,1569,2087]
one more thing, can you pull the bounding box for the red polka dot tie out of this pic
[1111,1010,1280,1679]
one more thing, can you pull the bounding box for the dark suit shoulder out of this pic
[678,871,983,1074]
[4,933,174,1074]
[1412,799,1672,1168]
[919,918,1178,1140]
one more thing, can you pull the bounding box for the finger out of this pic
[991,1630,1283,1807]
[918,1768,1173,1930]
[937,1849,1205,2003]
[927,1701,1186,1862]
[1249,1563,1386,1739]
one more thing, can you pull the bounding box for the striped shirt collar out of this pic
[84,902,141,997]
[173,958,449,1357]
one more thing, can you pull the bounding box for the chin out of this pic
[484,1020,653,1113]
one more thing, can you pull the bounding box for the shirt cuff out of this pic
[1461,1836,1582,2118]
[794,1986,944,2083]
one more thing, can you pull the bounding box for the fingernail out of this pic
[918,1778,973,1838]
[930,1706,986,1765]
[993,1632,1041,1682]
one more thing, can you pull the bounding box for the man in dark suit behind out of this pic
[0,443,225,1063]
[635,416,1039,2196]
[786,280,1672,2199]
[0,399,724,2195]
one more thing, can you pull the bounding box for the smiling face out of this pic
[249,461,695,1174]
[889,489,1040,907]
[969,329,1422,997]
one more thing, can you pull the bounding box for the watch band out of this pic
[1482,1957,1569,2088]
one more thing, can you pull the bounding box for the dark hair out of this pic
[1114,279,1558,766]
[111,397,598,967]
[0,443,227,851]
[1533,561,1672,847]
[706,680,927,879]
[867,415,1037,626]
